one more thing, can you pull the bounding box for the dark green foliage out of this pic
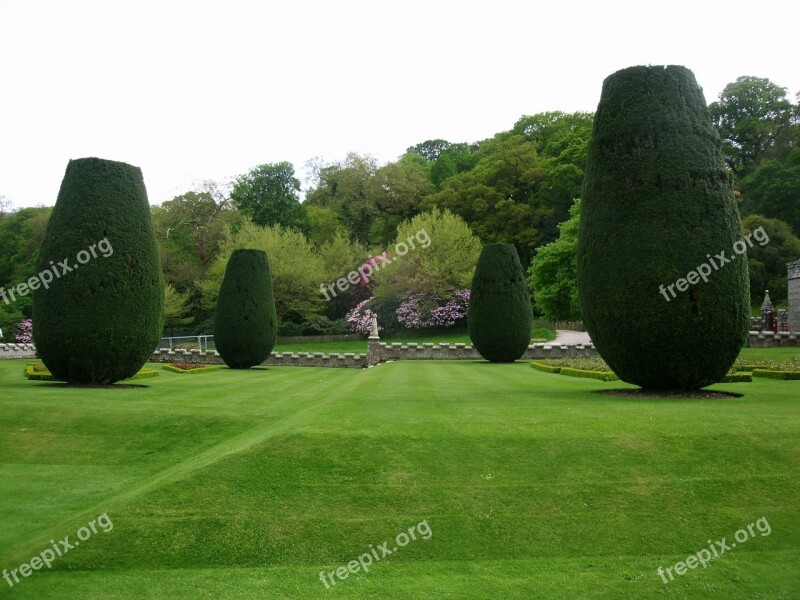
[529,198,581,320]
[741,214,800,303]
[577,66,750,390]
[32,158,164,384]
[468,244,532,362]
[741,149,800,234]
[230,162,308,231]
[214,249,277,369]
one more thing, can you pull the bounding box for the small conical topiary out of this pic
[577,65,750,390]
[468,243,533,362]
[214,249,277,369]
[33,157,164,384]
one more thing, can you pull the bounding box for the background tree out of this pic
[231,162,308,231]
[214,249,276,369]
[306,205,346,248]
[421,112,592,267]
[741,214,800,304]
[406,139,452,162]
[152,184,242,288]
[368,153,433,246]
[163,283,195,334]
[372,208,482,300]
[740,147,800,233]
[199,220,326,327]
[710,76,794,177]
[317,232,369,319]
[304,153,379,244]
[529,198,581,321]
[0,195,12,221]
[33,157,164,384]
[468,244,532,362]
[578,65,749,391]
[0,207,52,301]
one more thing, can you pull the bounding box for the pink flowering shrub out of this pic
[396,289,470,329]
[15,318,33,343]
[346,297,382,335]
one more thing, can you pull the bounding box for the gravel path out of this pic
[552,330,592,345]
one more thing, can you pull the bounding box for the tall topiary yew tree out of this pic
[468,243,532,362]
[214,249,277,369]
[577,65,750,390]
[33,157,164,384]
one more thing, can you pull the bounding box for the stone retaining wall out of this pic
[149,348,368,368]
[747,331,800,348]
[8,341,598,368]
[0,343,37,359]
[374,341,597,362]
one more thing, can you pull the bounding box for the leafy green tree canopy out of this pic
[231,162,308,231]
[710,76,794,176]
[741,214,800,304]
[372,208,482,300]
[529,198,581,321]
[200,220,326,325]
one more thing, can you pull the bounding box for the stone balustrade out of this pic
[7,341,598,368]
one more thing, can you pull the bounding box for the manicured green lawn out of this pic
[0,357,798,598]
[738,347,800,362]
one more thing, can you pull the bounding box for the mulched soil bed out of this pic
[598,389,741,399]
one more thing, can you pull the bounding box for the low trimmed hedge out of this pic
[559,367,619,382]
[752,369,800,380]
[26,363,55,381]
[530,361,561,374]
[162,364,221,374]
[26,363,158,382]
[720,373,752,383]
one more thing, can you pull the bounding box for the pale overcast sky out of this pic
[1,0,798,209]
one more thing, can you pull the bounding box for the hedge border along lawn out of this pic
[752,369,800,380]
[531,361,561,374]
[560,366,619,382]
[26,363,159,382]
[162,364,221,375]
[533,362,751,384]
[720,373,753,383]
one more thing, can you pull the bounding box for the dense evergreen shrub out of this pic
[214,249,277,368]
[577,66,749,390]
[468,244,532,362]
[32,158,164,384]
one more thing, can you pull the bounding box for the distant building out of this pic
[788,259,800,332]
